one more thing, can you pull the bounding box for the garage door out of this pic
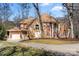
[12,34,20,40]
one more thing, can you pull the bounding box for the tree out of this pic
[1,3,12,21]
[13,15,21,27]
[70,4,79,38]
[63,3,74,38]
[0,3,12,29]
[0,24,6,40]
[18,3,30,19]
[13,3,30,26]
[0,3,12,40]
[33,3,44,38]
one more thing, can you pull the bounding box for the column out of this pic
[52,24,54,38]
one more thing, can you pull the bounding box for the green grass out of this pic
[0,46,58,56]
[0,41,20,48]
[23,39,79,44]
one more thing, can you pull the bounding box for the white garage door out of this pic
[12,34,20,40]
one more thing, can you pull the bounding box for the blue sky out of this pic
[9,3,67,20]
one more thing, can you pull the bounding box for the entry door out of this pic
[35,32,41,38]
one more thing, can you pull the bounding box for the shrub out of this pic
[0,24,6,40]
[0,47,15,56]
[0,46,67,56]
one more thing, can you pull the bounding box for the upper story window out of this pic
[20,24,27,29]
[20,24,24,28]
[35,24,39,30]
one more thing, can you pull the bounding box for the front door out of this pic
[43,23,51,38]
[35,31,41,38]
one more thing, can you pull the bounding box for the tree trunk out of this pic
[33,3,44,38]
[69,16,74,38]
[63,3,74,39]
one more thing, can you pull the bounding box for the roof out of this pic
[40,13,57,23]
[19,14,57,29]
[7,27,21,32]
[20,17,34,24]
[20,13,57,24]
[19,17,35,28]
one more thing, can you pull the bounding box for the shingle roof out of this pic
[7,27,21,32]
[20,13,57,24]
[19,13,57,29]
[40,13,56,23]
[20,17,34,24]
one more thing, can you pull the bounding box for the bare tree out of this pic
[0,3,12,29]
[2,3,12,21]
[33,3,44,38]
[63,3,74,38]
[18,3,30,19]
[0,4,3,24]
[13,3,30,27]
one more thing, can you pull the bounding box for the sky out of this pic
[9,3,67,21]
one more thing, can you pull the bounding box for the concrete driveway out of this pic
[21,42,79,55]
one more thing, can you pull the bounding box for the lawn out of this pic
[23,39,79,44]
[0,41,66,56]
[0,46,66,56]
[0,41,20,49]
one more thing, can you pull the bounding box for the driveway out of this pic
[0,41,79,55]
[21,42,79,55]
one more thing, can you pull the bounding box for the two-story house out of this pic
[7,14,70,42]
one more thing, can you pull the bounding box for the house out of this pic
[7,14,70,42]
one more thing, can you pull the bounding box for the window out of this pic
[35,24,39,30]
[7,31,9,35]
[21,24,24,28]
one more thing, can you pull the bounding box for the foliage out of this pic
[0,46,61,56]
[4,21,16,30]
[0,24,6,40]
[28,31,35,39]
[0,47,15,56]
[0,21,15,40]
